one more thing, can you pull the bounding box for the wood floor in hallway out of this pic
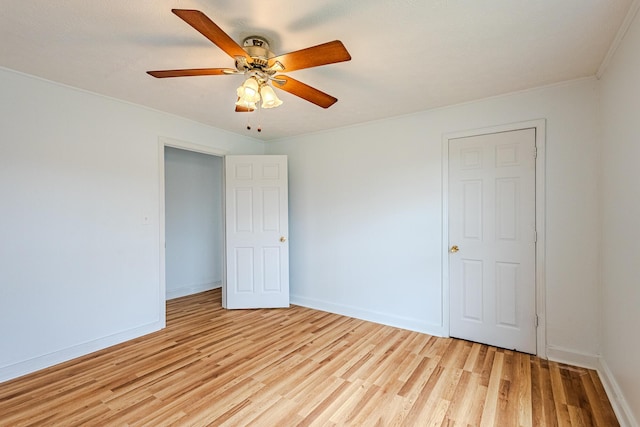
[0,289,619,426]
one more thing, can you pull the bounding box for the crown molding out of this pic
[597,0,640,78]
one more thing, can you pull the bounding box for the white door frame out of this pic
[441,119,547,358]
[158,137,229,323]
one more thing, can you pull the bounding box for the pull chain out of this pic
[243,105,263,133]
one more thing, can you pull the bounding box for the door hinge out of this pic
[534,230,537,242]
[535,315,539,327]
[534,146,538,159]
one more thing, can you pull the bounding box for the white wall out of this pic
[164,147,223,300]
[0,68,262,382]
[266,78,602,359]
[600,6,640,425]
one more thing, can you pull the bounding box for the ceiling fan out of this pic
[147,9,352,113]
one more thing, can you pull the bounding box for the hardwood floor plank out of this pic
[402,364,448,425]
[516,352,533,427]
[350,328,410,384]
[397,356,435,398]
[540,357,567,426]
[296,378,352,426]
[550,361,569,416]
[331,381,381,425]
[480,350,504,427]
[496,351,518,426]
[468,384,490,426]
[585,369,619,427]
[463,342,483,372]
[291,374,344,420]
[444,369,472,423]
[0,289,619,426]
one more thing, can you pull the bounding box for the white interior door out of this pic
[449,129,536,354]
[224,155,289,309]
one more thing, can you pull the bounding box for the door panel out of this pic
[225,155,289,309]
[496,178,519,240]
[495,262,518,327]
[462,259,483,321]
[463,180,483,240]
[449,129,536,354]
[235,247,254,292]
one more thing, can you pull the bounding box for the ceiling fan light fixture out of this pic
[260,84,283,109]
[235,94,256,110]
[236,77,261,104]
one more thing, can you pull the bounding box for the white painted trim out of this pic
[291,295,447,337]
[533,121,547,359]
[441,119,547,358]
[546,345,600,370]
[441,141,450,333]
[597,0,640,78]
[166,281,222,300]
[221,156,227,310]
[157,143,167,327]
[596,358,638,427]
[160,136,229,157]
[158,136,228,320]
[0,321,163,383]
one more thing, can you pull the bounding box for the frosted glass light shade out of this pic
[260,85,283,109]
[236,77,261,105]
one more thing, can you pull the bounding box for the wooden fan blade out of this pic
[172,9,249,60]
[272,75,337,108]
[147,68,235,78]
[268,40,351,72]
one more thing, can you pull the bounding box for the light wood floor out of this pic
[0,289,618,426]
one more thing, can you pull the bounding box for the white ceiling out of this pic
[0,1,633,141]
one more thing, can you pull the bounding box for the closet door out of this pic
[224,155,289,308]
[449,129,536,354]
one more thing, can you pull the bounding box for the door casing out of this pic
[441,119,547,357]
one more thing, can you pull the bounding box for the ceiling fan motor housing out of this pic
[242,37,274,68]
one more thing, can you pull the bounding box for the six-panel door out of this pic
[224,155,289,309]
[449,129,536,354]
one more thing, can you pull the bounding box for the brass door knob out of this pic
[450,245,459,253]
[280,236,287,243]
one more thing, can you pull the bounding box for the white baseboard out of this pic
[166,281,221,300]
[595,358,638,427]
[0,320,164,384]
[546,345,600,369]
[547,346,638,427]
[290,294,446,337]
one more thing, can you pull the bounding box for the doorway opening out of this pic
[164,146,223,300]
[157,138,228,320]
